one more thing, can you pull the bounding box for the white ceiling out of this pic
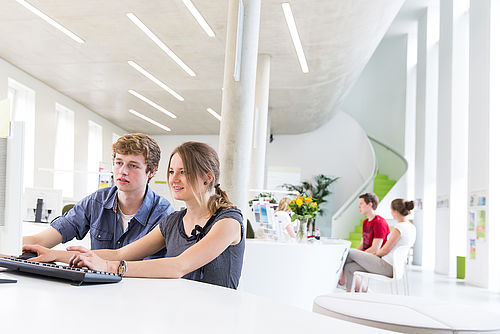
[0,0,408,135]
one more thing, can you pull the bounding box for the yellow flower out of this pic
[311,202,318,209]
[296,198,303,206]
[304,196,312,203]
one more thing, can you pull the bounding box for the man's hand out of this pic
[22,244,57,263]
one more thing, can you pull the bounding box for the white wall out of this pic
[153,111,375,237]
[0,57,125,202]
[341,35,408,154]
[267,111,374,238]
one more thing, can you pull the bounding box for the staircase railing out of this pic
[331,137,378,224]
[368,136,408,180]
[331,135,408,236]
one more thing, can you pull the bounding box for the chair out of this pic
[351,245,411,295]
[61,204,75,215]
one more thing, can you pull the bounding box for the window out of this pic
[112,132,121,145]
[7,78,35,189]
[87,121,103,194]
[53,103,75,198]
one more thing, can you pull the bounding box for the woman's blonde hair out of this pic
[278,197,291,211]
[167,142,233,215]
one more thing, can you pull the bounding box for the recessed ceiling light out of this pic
[181,0,215,37]
[206,108,222,121]
[129,109,171,132]
[281,3,309,73]
[126,13,196,77]
[128,90,177,119]
[15,0,85,44]
[128,61,184,101]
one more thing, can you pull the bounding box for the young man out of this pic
[338,193,390,288]
[357,193,390,254]
[23,133,174,258]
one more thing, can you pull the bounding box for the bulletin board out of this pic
[468,191,487,260]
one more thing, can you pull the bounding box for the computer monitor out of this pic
[0,120,24,255]
[23,188,63,223]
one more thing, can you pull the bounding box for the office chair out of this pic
[351,245,411,295]
[62,204,75,215]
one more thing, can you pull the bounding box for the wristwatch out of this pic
[117,260,127,277]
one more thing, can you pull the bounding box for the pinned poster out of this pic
[469,191,487,244]
[468,211,475,232]
[469,239,476,259]
[476,210,486,240]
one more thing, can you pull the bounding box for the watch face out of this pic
[118,260,127,276]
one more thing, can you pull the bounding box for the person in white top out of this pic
[343,198,417,292]
[274,198,296,239]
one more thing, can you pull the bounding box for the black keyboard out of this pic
[0,256,122,285]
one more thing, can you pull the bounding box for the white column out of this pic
[413,6,439,268]
[218,0,262,212]
[435,0,453,275]
[404,29,417,206]
[249,54,271,190]
[435,0,470,276]
[467,0,500,291]
[449,0,469,276]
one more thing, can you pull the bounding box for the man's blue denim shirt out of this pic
[51,185,174,259]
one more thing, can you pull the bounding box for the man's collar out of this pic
[123,185,154,226]
[103,186,118,210]
[104,185,153,226]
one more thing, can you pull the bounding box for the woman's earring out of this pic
[204,181,207,185]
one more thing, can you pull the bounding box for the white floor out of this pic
[406,266,500,309]
[351,265,500,310]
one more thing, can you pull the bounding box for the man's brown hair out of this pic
[359,192,379,210]
[112,133,161,175]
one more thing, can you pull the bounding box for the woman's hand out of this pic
[22,244,57,263]
[66,246,111,272]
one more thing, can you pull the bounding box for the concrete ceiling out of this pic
[0,0,406,135]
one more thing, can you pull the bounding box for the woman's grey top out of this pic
[159,207,245,289]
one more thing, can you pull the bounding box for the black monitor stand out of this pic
[35,198,44,223]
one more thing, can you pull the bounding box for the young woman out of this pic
[273,197,296,239]
[343,198,416,292]
[23,142,245,289]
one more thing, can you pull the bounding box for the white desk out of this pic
[23,221,91,250]
[239,239,350,310]
[0,270,395,334]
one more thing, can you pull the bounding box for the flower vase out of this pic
[296,218,310,243]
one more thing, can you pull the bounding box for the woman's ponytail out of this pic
[207,184,234,215]
[391,198,414,217]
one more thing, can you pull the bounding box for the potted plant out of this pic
[282,174,338,230]
[288,194,318,242]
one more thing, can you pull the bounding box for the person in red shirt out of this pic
[358,193,390,253]
[338,193,390,288]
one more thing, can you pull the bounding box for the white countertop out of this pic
[0,269,395,334]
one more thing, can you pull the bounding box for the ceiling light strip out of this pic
[128,61,184,101]
[15,0,85,44]
[281,3,309,73]
[182,0,215,37]
[129,109,171,132]
[126,13,196,77]
[206,108,222,121]
[128,90,177,119]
